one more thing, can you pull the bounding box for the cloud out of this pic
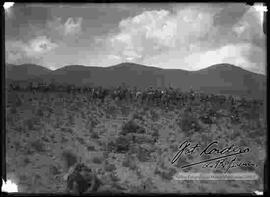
[6,36,58,63]
[143,42,265,74]
[109,9,175,61]
[28,36,58,54]
[108,6,217,61]
[183,43,265,74]
[64,17,82,36]
[105,4,265,74]
[47,17,83,38]
[108,54,121,60]
[232,5,265,47]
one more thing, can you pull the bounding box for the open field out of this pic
[6,90,266,193]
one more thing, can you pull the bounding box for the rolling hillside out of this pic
[6,62,266,99]
[6,64,52,81]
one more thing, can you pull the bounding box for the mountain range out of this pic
[6,62,266,99]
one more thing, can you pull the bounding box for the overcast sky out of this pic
[5,3,266,74]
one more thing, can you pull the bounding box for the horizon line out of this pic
[5,62,265,75]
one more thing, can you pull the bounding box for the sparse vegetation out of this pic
[6,87,265,193]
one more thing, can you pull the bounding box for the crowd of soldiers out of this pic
[7,81,263,108]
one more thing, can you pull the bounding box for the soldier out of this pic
[30,81,38,93]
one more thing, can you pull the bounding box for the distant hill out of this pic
[6,63,51,81]
[5,62,266,99]
[192,64,266,98]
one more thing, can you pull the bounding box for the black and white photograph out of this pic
[2,2,267,194]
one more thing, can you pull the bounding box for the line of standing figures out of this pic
[8,81,262,108]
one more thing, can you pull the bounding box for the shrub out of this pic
[199,115,213,124]
[207,108,217,117]
[30,140,46,153]
[137,146,152,162]
[110,172,120,182]
[61,136,68,143]
[10,107,17,114]
[230,114,241,124]
[132,113,144,121]
[62,150,77,169]
[14,141,21,151]
[24,147,34,155]
[152,128,159,139]
[114,135,131,153]
[132,134,155,144]
[106,105,117,114]
[122,154,137,170]
[15,97,22,107]
[50,134,55,140]
[129,143,140,154]
[198,185,207,193]
[107,141,116,152]
[61,127,73,134]
[25,119,35,130]
[91,131,100,139]
[140,178,155,192]
[92,157,103,164]
[155,168,177,181]
[76,137,85,145]
[103,151,110,159]
[87,145,95,151]
[36,108,43,116]
[67,115,75,125]
[150,110,159,122]
[50,165,61,175]
[120,120,146,136]
[91,117,99,128]
[104,162,116,172]
[178,112,201,133]
[120,106,130,116]
[23,157,30,166]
